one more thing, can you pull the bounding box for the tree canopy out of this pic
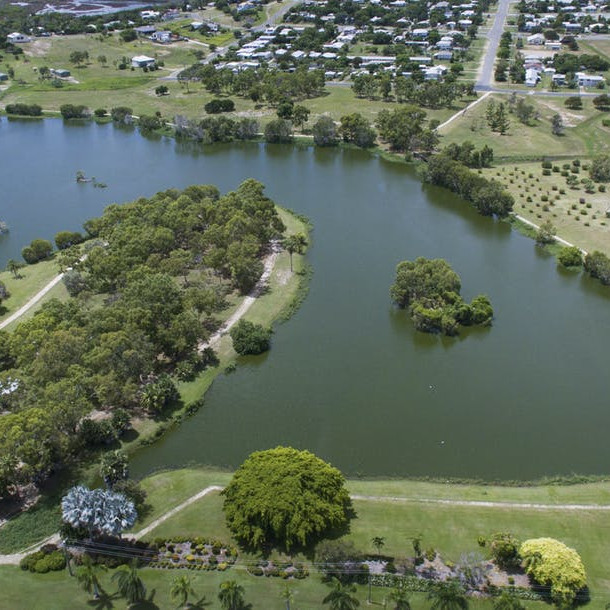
[520,538,586,605]
[61,485,137,538]
[390,258,493,336]
[222,447,353,551]
[0,180,286,495]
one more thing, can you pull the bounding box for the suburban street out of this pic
[476,0,513,90]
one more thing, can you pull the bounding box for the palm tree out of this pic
[388,587,411,610]
[171,574,196,608]
[427,580,469,610]
[322,578,360,610]
[75,555,107,600]
[112,561,146,606]
[280,586,294,610]
[218,580,245,610]
[283,233,307,272]
[372,536,385,555]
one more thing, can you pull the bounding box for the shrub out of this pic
[55,230,84,250]
[204,98,235,114]
[541,161,552,169]
[94,108,107,117]
[584,250,610,284]
[542,169,551,176]
[5,103,43,116]
[264,118,293,143]
[558,246,583,268]
[520,538,586,606]
[229,319,272,355]
[490,532,520,569]
[22,238,53,264]
[60,104,90,119]
[20,549,66,573]
[111,106,133,123]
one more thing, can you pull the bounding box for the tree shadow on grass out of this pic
[86,590,120,609]
[130,588,159,610]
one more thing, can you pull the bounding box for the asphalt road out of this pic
[477,0,512,89]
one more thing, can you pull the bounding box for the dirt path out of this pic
[199,249,279,351]
[0,272,65,330]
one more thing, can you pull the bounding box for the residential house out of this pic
[576,72,605,86]
[527,33,546,45]
[7,32,31,43]
[131,55,156,68]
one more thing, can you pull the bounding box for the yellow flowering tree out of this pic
[520,538,586,606]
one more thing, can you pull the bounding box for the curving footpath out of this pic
[3,485,610,565]
[0,272,65,331]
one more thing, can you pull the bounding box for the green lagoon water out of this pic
[1,117,609,480]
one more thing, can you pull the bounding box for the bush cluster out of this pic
[20,546,66,573]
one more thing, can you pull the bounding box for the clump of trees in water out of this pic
[0,180,285,497]
[390,257,493,336]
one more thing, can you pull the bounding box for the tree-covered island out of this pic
[390,257,493,336]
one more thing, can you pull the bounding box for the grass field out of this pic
[0,31,476,129]
[480,161,610,254]
[5,467,610,608]
[135,469,610,606]
[3,466,610,608]
[0,257,63,324]
[0,563,501,609]
[440,93,610,160]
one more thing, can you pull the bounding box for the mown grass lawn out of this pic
[0,563,503,609]
[132,467,610,605]
[4,467,610,607]
[0,257,62,323]
[439,93,610,161]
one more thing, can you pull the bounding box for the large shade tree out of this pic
[222,447,353,551]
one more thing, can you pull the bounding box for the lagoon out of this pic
[2,117,609,480]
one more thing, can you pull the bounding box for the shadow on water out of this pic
[388,306,485,351]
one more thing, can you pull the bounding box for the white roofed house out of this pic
[435,50,453,60]
[576,72,606,87]
[527,33,546,45]
[525,67,541,86]
[131,55,156,68]
[424,65,447,80]
[7,32,31,44]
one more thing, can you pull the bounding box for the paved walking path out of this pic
[3,482,609,564]
[0,272,65,330]
[350,494,610,511]
[132,485,224,540]
[513,213,585,253]
[436,91,492,132]
[199,249,279,351]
